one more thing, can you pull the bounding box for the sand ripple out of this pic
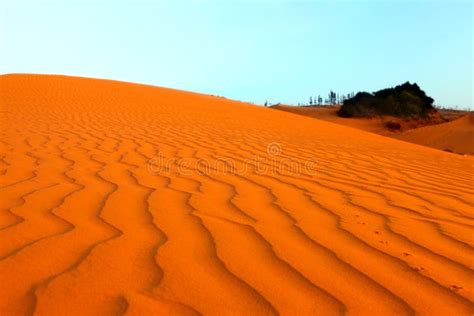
[0,74,473,315]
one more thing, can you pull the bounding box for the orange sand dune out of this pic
[271,105,394,135]
[272,105,473,154]
[1,74,473,315]
[395,113,474,155]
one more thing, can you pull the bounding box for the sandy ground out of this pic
[396,113,474,155]
[272,105,473,154]
[271,105,394,135]
[1,74,473,315]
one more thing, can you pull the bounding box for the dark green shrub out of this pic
[338,82,434,118]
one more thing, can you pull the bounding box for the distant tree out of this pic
[264,100,268,107]
[328,90,337,105]
[309,96,313,105]
[318,95,323,105]
[338,82,435,118]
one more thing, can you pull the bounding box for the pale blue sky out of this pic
[1,0,472,108]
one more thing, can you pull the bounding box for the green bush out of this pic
[338,82,434,118]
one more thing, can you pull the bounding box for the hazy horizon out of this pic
[1,0,472,109]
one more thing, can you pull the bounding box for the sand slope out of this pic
[396,113,474,154]
[0,74,473,315]
[272,104,473,154]
[271,105,407,135]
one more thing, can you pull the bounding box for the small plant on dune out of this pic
[384,121,401,130]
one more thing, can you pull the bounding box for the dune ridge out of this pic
[0,74,473,315]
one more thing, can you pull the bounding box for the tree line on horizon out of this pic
[263,90,356,107]
[306,91,356,106]
[264,83,436,118]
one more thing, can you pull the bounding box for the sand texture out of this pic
[397,113,474,155]
[272,104,473,155]
[1,74,473,315]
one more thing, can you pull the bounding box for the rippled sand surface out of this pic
[1,74,473,315]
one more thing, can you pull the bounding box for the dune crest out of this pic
[1,74,473,315]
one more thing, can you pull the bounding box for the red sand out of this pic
[272,105,473,154]
[396,113,474,154]
[1,74,473,315]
